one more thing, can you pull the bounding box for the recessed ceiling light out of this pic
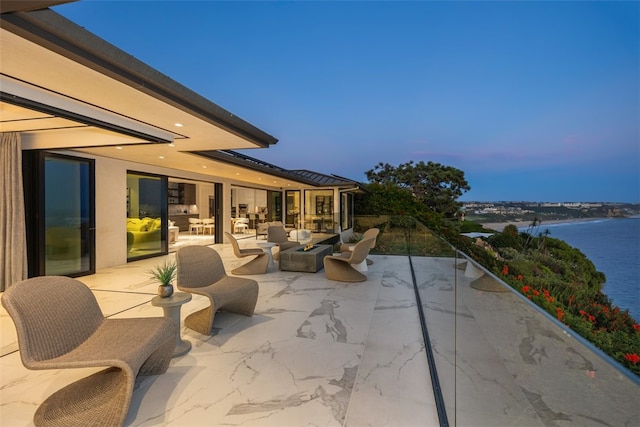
[202,165,207,169]
[116,146,123,150]
[236,173,240,175]
[174,123,183,127]
[168,143,175,147]
[159,156,165,159]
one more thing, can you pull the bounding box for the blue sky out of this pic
[56,1,639,202]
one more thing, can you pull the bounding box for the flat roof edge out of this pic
[0,8,278,147]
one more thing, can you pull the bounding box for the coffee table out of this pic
[279,244,333,273]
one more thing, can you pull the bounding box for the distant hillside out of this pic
[463,202,640,225]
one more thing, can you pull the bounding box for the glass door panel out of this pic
[268,190,282,223]
[127,172,167,261]
[43,154,94,276]
[285,190,301,228]
[305,190,333,232]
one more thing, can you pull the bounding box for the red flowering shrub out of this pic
[505,257,640,375]
[624,353,640,364]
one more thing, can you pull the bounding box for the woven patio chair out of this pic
[267,225,300,260]
[1,276,177,427]
[340,227,380,265]
[176,245,259,335]
[324,237,376,282]
[225,232,269,275]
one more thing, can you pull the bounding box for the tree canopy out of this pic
[364,160,470,218]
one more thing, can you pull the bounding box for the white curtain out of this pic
[0,132,27,291]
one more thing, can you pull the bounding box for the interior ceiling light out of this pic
[158,156,165,159]
[202,165,207,169]
[116,146,123,150]
[236,172,240,175]
[168,143,175,147]
[174,123,183,127]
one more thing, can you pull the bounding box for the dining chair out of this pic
[202,218,215,235]
[188,218,204,235]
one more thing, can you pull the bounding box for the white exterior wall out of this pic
[95,157,128,268]
[53,150,282,269]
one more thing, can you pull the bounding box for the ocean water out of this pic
[521,217,640,322]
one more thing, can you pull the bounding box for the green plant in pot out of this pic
[147,260,177,298]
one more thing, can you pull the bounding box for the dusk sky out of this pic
[56,1,639,202]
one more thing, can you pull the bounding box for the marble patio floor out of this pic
[0,240,440,426]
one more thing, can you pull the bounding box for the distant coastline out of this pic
[480,215,640,232]
[465,201,640,232]
[480,217,612,232]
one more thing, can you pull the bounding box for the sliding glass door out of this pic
[127,172,167,261]
[24,152,95,277]
[285,190,301,228]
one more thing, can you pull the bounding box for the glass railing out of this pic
[351,215,640,427]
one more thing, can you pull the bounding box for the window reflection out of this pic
[44,155,92,275]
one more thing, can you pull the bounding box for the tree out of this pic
[365,160,470,218]
[354,183,419,216]
[354,182,444,231]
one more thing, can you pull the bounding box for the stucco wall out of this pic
[95,157,128,268]
[52,150,262,270]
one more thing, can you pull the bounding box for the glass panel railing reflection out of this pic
[353,215,639,426]
[447,254,639,426]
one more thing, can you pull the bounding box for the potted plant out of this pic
[147,260,177,298]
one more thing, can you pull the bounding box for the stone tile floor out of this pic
[0,239,439,426]
[6,237,635,426]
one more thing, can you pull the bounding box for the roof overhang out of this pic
[0,1,75,14]
[196,151,363,190]
[1,7,280,185]
[195,150,321,186]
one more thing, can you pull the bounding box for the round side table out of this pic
[256,241,276,268]
[151,292,192,357]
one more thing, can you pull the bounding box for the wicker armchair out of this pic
[176,245,259,335]
[324,237,376,282]
[340,227,379,265]
[1,276,177,427]
[225,232,269,275]
[267,226,300,260]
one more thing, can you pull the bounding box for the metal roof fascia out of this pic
[289,169,360,187]
[0,8,278,148]
[190,151,320,186]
